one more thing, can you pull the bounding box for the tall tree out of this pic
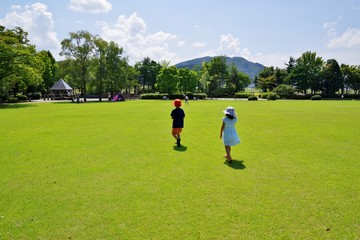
[228,64,251,93]
[58,59,81,94]
[341,64,360,94]
[135,57,161,91]
[37,50,59,94]
[289,51,324,94]
[105,41,126,95]
[321,59,343,94]
[60,30,95,101]
[93,37,108,101]
[178,68,198,94]
[0,26,42,100]
[256,66,276,92]
[156,66,179,94]
[207,56,228,95]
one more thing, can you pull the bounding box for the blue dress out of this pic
[222,117,240,146]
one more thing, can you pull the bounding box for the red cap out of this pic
[173,99,182,107]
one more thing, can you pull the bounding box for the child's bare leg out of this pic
[225,146,231,159]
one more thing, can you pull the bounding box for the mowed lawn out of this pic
[0,99,359,239]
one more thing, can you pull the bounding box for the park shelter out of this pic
[48,79,75,100]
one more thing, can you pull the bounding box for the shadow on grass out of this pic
[224,159,246,170]
[0,103,36,109]
[173,145,188,152]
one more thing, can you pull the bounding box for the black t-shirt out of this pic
[171,108,185,128]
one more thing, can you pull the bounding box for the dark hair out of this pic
[226,114,234,119]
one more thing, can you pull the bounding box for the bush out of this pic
[248,96,258,101]
[190,93,207,100]
[260,92,269,99]
[311,95,322,100]
[267,92,279,100]
[16,94,28,101]
[30,92,42,100]
[235,92,252,98]
[274,84,295,99]
[291,94,312,100]
[209,88,230,98]
[140,93,166,99]
[6,97,19,103]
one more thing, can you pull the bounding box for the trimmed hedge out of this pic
[16,94,28,101]
[140,93,207,100]
[235,92,252,98]
[311,95,322,100]
[140,93,166,99]
[248,96,258,101]
[260,92,279,100]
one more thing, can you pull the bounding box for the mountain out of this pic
[175,56,265,79]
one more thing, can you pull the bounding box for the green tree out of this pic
[135,57,161,92]
[285,56,296,73]
[60,30,95,101]
[0,26,42,100]
[228,64,251,93]
[289,51,324,94]
[207,56,228,95]
[123,64,140,95]
[274,84,295,98]
[178,68,198,94]
[274,67,287,86]
[256,67,276,92]
[104,41,127,96]
[58,59,81,94]
[93,37,107,101]
[37,50,59,94]
[156,66,179,94]
[321,59,343,94]
[341,64,360,94]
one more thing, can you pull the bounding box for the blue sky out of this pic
[1,0,360,67]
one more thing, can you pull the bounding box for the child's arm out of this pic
[220,122,225,139]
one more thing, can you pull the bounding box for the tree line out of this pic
[1,25,359,102]
[1,26,252,102]
[255,51,360,97]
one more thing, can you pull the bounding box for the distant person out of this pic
[185,95,190,105]
[220,106,240,163]
[171,99,185,147]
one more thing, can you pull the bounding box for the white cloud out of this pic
[327,27,360,48]
[196,34,289,67]
[98,12,179,64]
[177,41,185,47]
[251,52,290,68]
[323,21,337,36]
[323,17,360,49]
[10,5,22,10]
[218,34,241,55]
[352,5,360,11]
[193,42,207,48]
[68,0,112,13]
[197,33,242,57]
[0,3,61,58]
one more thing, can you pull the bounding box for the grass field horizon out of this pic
[1,100,359,239]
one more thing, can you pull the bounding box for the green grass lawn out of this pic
[0,100,359,239]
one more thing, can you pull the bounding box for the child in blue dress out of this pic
[220,106,240,163]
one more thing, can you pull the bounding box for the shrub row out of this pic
[248,96,258,101]
[311,95,322,100]
[140,93,207,100]
[235,92,253,98]
[260,92,280,100]
[290,94,360,99]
